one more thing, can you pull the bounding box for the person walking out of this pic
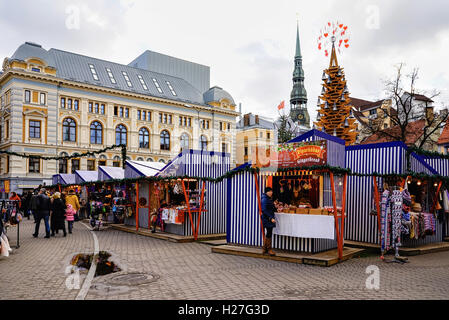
[9,192,22,210]
[65,189,80,221]
[50,192,67,237]
[65,204,76,234]
[29,190,40,222]
[261,187,276,256]
[33,188,51,238]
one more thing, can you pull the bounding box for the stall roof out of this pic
[99,166,124,180]
[126,160,165,177]
[59,174,76,185]
[75,170,99,182]
[288,129,346,145]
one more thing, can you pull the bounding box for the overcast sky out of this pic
[1,0,449,122]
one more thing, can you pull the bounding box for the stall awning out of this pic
[125,160,165,178]
[75,170,99,184]
[98,166,124,181]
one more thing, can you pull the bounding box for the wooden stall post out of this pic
[431,181,443,214]
[254,172,265,243]
[148,181,152,230]
[329,172,342,260]
[373,176,382,233]
[340,173,348,255]
[195,180,206,240]
[182,179,195,237]
[135,182,139,232]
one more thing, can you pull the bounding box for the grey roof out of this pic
[11,42,55,67]
[7,42,224,106]
[237,113,275,130]
[49,48,205,105]
[203,86,236,106]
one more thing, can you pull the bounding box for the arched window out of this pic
[115,124,127,146]
[180,133,189,151]
[159,159,166,163]
[90,121,103,144]
[160,130,170,151]
[200,135,208,151]
[136,157,144,161]
[139,127,150,149]
[62,118,76,142]
[112,155,121,168]
[147,158,154,162]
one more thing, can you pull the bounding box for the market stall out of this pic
[74,170,98,185]
[52,173,76,186]
[228,130,347,256]
[98,166,125,181]
[345,141,445,256]
[124,150,230,240]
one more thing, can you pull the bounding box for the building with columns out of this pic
[0,42,238,195]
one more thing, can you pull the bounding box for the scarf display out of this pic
[380,190,391,252]
[391,190,403,247]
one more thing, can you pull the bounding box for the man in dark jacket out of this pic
[261,187,276,256]
[30,190,40,222]
[33,188,51,238]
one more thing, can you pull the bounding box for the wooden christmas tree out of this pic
[315,38,357,145]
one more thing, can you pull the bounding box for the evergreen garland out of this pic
[408,146,449,160]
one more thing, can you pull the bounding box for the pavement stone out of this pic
[1,219,449,300]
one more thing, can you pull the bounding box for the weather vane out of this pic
[317,21,350,57]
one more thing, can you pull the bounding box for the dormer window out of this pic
[88,64,99,81]
[152,78,163,94]
[166,81,176,96]
[137,75,148,90]
[106,68,116,84]
[122,71,132,87]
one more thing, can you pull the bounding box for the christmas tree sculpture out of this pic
[315,23,357,145]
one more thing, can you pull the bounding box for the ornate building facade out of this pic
[0,42,238,194]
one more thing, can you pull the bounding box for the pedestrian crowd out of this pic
[9,186,83,239]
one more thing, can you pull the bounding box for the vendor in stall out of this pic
[261,187,276,256]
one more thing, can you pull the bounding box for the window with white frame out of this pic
[137,75,148,90]
[152,78,163,94]
[165,81,176,96]
[88,64,99,81]
[106,67,116,84]
[122,71,132,87]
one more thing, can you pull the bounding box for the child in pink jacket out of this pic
[65,204,76,234]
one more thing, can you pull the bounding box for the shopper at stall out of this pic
[33,188,51,238]
[9,192,22,210]
[65,204,76,234]
[50,192,67,237]
[65,189,80,221]
[261,187,276,256]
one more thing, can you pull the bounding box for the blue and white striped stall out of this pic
[227,130,345,253]
[125,150,230,237]
[345,141,444,247]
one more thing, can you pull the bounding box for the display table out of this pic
[273,213,335,240]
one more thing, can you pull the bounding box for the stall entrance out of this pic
[254,170,348,260]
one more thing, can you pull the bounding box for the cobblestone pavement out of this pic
[1,219,449,300]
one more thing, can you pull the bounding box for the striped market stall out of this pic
[227,130,347,254]
[125,150,230,238]
[345,141,445,248]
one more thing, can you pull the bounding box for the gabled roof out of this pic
[361,119,426,145]
[348,97,373,110]
[403,92,434,103]
[437,121,449,145]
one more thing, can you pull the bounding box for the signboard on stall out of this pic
[251,140,327,169]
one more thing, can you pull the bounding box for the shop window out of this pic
[29,120,41,139]
[62,118,76,142]
[90,121,103,144]
[115,124,127,146]
[139,127,150,149]
[87,159,96,171]
[71,159,80,173]
[28,157,40,173]
[160,130,170,151]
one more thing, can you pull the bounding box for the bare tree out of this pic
[361,63,447,150]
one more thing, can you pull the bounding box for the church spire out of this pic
[290,20,310,128]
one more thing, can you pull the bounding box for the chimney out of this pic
[255,115,259,125]
[244,114,249,127]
